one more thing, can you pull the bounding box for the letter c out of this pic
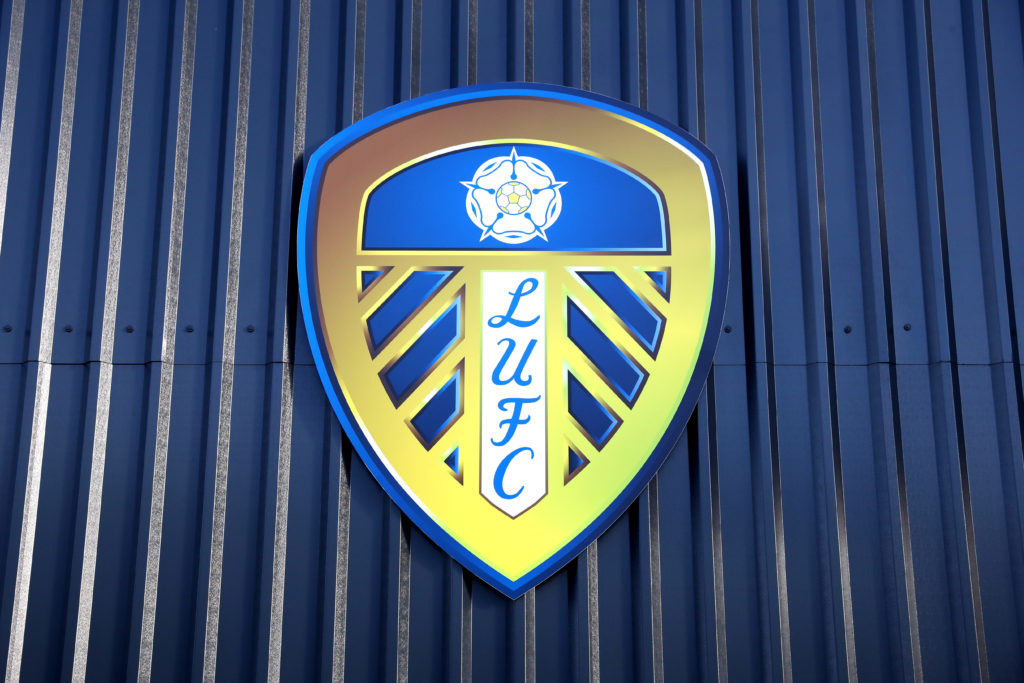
[493,447,535,500]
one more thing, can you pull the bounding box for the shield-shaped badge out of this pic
[298,84,728,597]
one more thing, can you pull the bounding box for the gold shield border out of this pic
[298,84,729,597]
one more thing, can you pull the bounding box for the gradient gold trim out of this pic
[309,94,717,583]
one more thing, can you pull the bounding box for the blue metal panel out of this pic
[0,0,1022,681]
[0,0,63,366]
[108,0,178,367]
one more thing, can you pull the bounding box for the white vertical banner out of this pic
[480,271,547,517]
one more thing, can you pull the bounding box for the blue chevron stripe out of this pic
[567,373,620,448]
[366,269,454,354]
[380,298,461,405]
[411,371,462,448]
[361,269,386,292]
[577,270,664,356]
[567,299,647,405]
[645,269,669,298]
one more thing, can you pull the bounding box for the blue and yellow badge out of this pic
[298,84,728,597]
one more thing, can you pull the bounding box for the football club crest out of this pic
[298,84,728,597]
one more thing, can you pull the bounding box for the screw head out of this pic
[2,325,11,333]
[903,323,911,331]
[246,324,255,333]
[125,325,134,333]
[64,324,73,333]
[723,325,732,334]
[843,325,852,334]
[185,325,194,333]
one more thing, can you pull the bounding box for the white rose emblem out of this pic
[461,148,566,244]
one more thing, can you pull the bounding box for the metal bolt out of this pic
[903,323,911,331]
[126,325,134,333]
[246,324,255,333]
[185,325,194,333]
[724,325,732,334]
[843,325,852,334]
[64,325,73,333]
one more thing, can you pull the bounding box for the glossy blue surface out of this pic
[363,142,667,252]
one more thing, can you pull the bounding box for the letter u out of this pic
[491,338,537,386]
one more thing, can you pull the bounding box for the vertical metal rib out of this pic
[524,588,536,683]
[646,479,665,683]
[0,0,24,662]
[137,0,198,677]
[748,0,793,680]
[0,0,25,662]
[410,0,421,98]
[803,0,857,679]
[266,328,294,682]
[523,0,533,82]
[332,451,351,683]
[396,517,411,683]
[706,376,728,682]
[580,0,590,90]
[862,0,923,678]
[0,0,24,254]
[3,1,81,680]
[586,542,599,682]
[352,0,366,122]
[202,0,255,677]
[71,1,140,679]
[467,0,478,85]
[695,0,705,139]
[636,0,647,110]
[920,0,988,677]
[460,573,472,682]
[267,0,310,678]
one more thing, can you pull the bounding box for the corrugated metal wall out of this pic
[0,0,1022,680]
